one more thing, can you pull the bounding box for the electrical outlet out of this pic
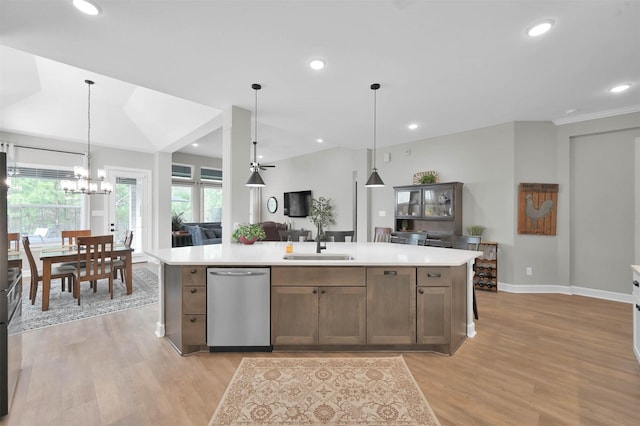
[526,267,533,276]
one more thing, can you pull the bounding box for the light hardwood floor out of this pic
[2,290,639,425]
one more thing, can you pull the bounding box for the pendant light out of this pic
[61,79,112,195]
[246,83,266,187]
[365,83,385,187]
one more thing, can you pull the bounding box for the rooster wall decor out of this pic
[518,183,559,235]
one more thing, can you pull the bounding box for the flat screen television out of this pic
[283,190,312,217]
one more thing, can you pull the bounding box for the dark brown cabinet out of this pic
[394,182,463,236]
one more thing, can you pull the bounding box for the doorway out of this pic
[105,166,151,263]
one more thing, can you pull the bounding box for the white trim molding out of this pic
[498,281,633,304]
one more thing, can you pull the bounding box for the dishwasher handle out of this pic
[209,270,269,277]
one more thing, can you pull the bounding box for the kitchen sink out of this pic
[282,253,354,260]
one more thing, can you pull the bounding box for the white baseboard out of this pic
[498,282,633,304]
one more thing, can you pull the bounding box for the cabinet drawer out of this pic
[182,266,206,286]
[183,285,206,313]
[417,267,452,287]
[182,314,206,345]
[272,267,365,286]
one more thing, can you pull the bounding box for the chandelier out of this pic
[61,79,112,195]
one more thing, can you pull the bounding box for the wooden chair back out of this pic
[75,235,114,282]
[8,233,20,251]
[62,229,91,247]
[441,235,481,250]
[324,231,355,242]
[279,229,312,242]
[373,227,392,242]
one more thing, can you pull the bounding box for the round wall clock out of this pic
[267,196,278,213]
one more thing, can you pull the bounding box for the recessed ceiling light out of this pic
[527,19,554,37]
[309,59,326,70]
[258,155,263,159]
[192,143,198,147]
[565,108,578,114]
[316,138,324,143]
[610,83,632,93]
[408,123,418,130]
[72,0,102,16]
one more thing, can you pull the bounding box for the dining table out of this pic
[39,244,133,311]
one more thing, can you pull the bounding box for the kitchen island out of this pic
[146,241,482,355]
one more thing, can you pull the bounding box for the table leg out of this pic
[125,251,132,294]
[42,259,52,311]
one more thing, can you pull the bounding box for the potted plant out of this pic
[419,172,438,184]
[232,223,266,245]
[401,219,409,231]
[171,211,185,234]
[309,197,336,242]
[466,225,485,236]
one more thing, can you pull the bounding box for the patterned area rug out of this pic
[209,356,441,425]
[23,267,159,331]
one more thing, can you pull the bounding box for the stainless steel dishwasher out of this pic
[206,268,271,351]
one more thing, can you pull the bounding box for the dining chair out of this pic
[73,235,115,305]
[61,229,91,247]
[112,230,133,284]
[22,236,76,306]
[8,233,20,251]
[373,227,392,242]
[279,229,311,242]
[440,235,482,320]
[324,230,355,242]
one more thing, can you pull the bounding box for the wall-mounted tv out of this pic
[283,190,312,217]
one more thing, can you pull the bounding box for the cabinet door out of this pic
[366,268,416,344]
[395,188,422,218]
[417,287,451,344]
[318,287,366,344]
[271,286,318,345]
[422,185,455,218]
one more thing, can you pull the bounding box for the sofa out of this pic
[181,222,222,245]
[259,221,288,241]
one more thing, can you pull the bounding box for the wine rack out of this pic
[474,242,498,292]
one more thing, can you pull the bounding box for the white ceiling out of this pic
[1,1,639,163]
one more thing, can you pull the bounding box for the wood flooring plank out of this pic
[2,285,640,425]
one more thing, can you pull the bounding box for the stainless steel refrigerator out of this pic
[1,151,22,416]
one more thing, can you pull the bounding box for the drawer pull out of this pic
[190,288,197,294]
[384,271,397,275]
[190,317,197,323]
[634,280,639,288]
[321,290,325,294]
[190,268,197,274]
[418,289,424,294]
[427,273,442,278]
[312,289,317,294]
[636,304,640,312]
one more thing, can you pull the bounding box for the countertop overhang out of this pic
[146,241,482,266]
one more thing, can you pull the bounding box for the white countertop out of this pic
[146,241,482,266]
[632,265,640,275]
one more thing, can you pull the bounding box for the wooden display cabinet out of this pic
[474,242,498,292]
[394,182,463,236]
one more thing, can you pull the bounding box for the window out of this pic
[203,186,222,222]
[171,185,193,222]
[7,166,82,244]
[201,167,222,182]
[172,163,193,180]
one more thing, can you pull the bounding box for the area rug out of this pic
[209,356,441,425]
[22,267,159,331]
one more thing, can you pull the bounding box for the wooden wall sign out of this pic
[518,183,559,235]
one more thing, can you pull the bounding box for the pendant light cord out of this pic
[373,87,377,169]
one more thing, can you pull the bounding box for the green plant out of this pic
[401,219,409,230]
[310,197,336,241]
[232,223,266,241]
[466,225,485,236]
[171,211,184,232]
[419,173,437,184]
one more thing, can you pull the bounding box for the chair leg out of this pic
[473,287,479,320]
[109,276,114,299]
